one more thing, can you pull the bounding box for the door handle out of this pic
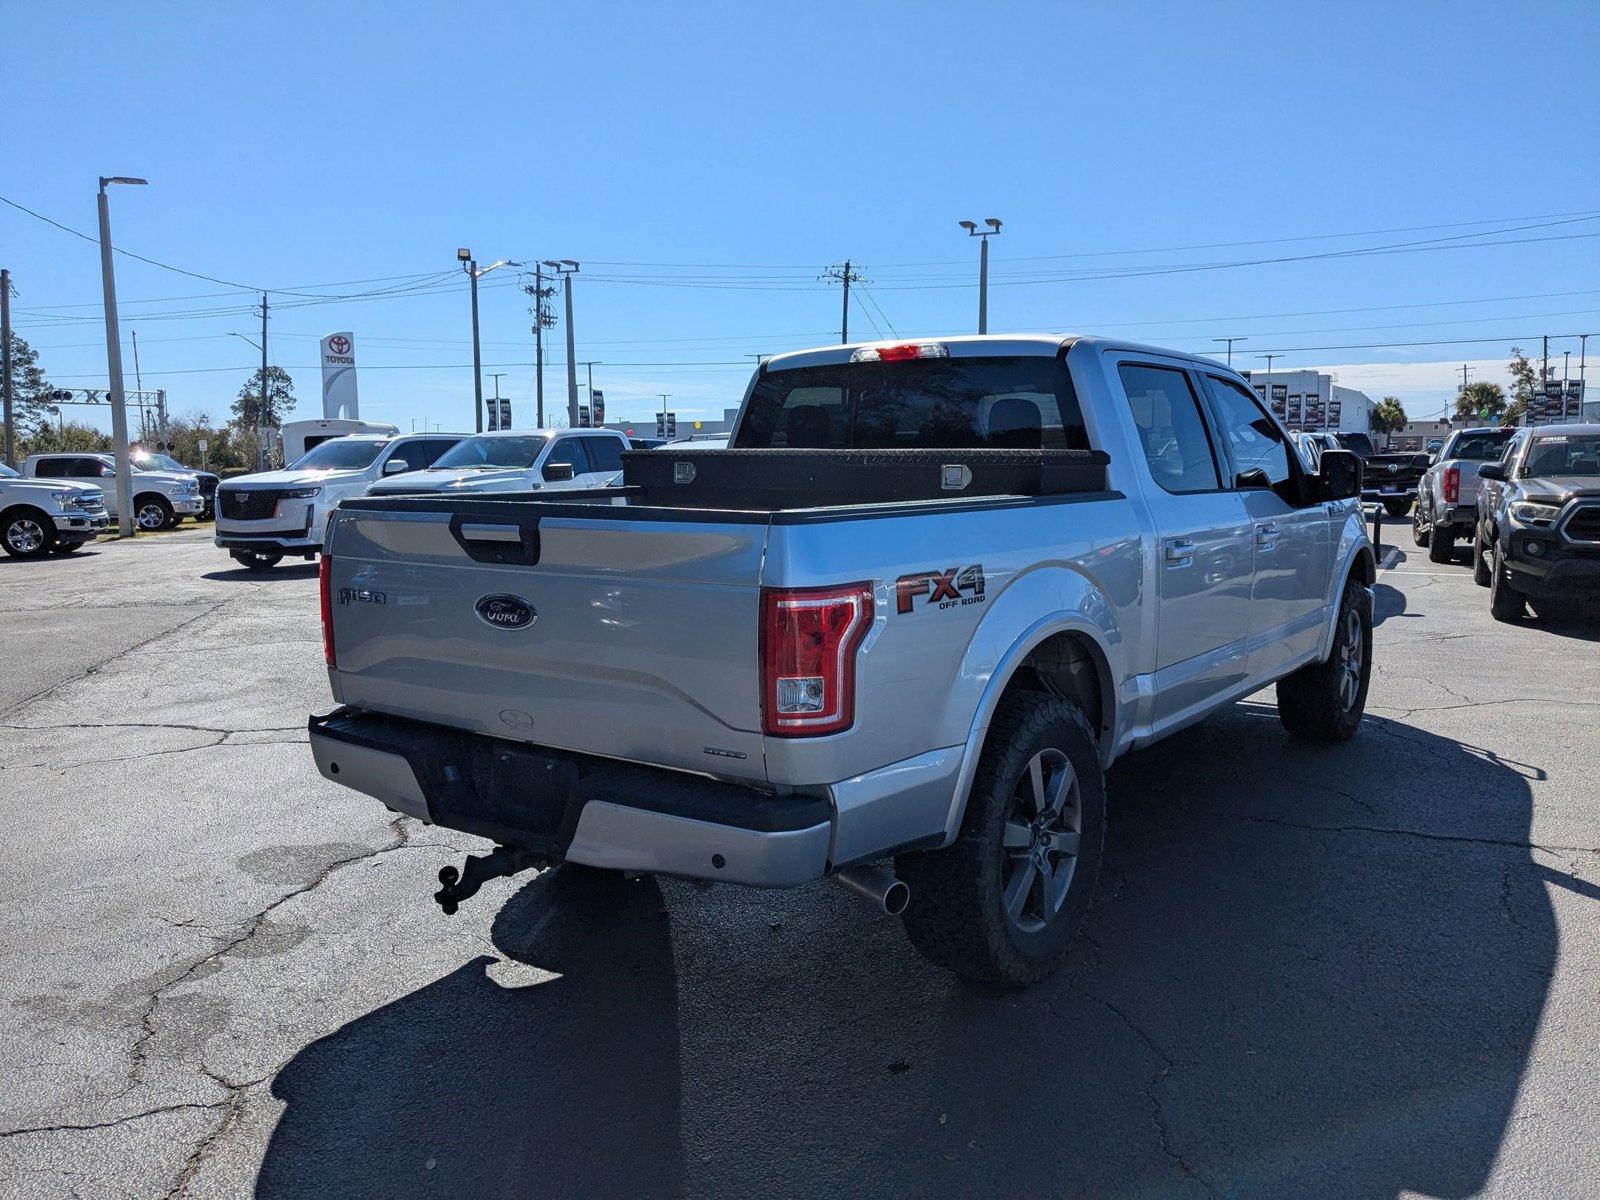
[1164,540,1196,567]
[1255,522,1280,550]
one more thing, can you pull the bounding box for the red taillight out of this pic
[760,582,873,737]
[319,555,336,667]
[850,342,950,363]
[1444,465,1460,504]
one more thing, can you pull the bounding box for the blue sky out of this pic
[4,0,1597,434]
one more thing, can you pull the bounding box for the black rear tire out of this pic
[1472,526,1492,587]
[1383,497,1412,519]
[898,693,1105,987]
[1276,578,1372,742]
[1427,526,1454,563]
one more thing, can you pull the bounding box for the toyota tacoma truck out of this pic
[1411,426,1516,564]
[309,335,1375,985]
[214,431,463,570]
[0,462,109,557]
[1472,423,1600,621]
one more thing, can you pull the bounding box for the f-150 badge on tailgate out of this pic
[475,594,537,629]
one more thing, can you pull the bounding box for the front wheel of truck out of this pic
[1275,578,1372,742]
[898,693,1105,988]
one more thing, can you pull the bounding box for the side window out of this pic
[542,438,587,480]
[1117,363,1221,494]
[420,439,458,467]
[383,441,433,473]
[34,459,66,477]
[1203,375,1293,490]
[581,435,624,473]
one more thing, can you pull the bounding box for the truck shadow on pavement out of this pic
[201,563,320,583]
[259,704,1554,1200]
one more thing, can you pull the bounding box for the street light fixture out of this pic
[98,175,147,536]
[959,217,1003,334]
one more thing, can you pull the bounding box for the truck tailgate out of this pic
[326,503,770,782]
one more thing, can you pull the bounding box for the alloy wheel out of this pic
[1338,607,1363,710]
[1000,748,1082,933]
[137,504,167,530]
[6,518,46,554]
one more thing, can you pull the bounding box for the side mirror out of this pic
[382,459,410,474]
[542,461,575,483]
[1317,448,1362,501]
[1477,462,1505,482]
[1235,466,1272,490]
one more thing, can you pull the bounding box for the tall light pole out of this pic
[98,175,146,536]
[658,393,671,437]
[2,267,13,469]
[488,372,506,429]
[544,260,580,426]
[1213,336,1247,367]
[458,248,483,433]
[578,361,602,426]
[959,218,1003,334]
[1259,353,1279,428]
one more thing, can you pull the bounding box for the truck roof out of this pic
[762,333,1233,373]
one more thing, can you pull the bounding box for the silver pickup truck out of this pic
[1412,426,1517,564]
[309,335,1375,985]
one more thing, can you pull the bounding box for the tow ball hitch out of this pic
[433,845,550,915]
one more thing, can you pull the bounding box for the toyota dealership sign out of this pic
[319,331,360,419]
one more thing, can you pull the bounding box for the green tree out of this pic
[1455,380,1507,423]
[231,365,297,429]
[1369,396,1408,447]
[17,420,112,457]
[2,330,60,439]
[1504,347,1538,425]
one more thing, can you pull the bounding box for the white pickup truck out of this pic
[22,452,203,531]
[0,462,110,557]
[363,428,631,497]
[214,432,462,570]
[309,335,1375,985]
[1412,426,1517,564]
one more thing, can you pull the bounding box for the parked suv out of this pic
[363,428,630,497]
[311,334,1374,986]
[0,462,109,557]
[22,453,203,530]
[214,432,462,570]
[1473,423,1600,621]
[1412,426,1516,564]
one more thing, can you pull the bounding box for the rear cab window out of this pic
[581,435,625,473]
[733,356,1090,451]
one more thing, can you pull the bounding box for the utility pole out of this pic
[488,372,506,428]
[1,267,13,469]
[99,175,146,537]
[459,248,483,433]
[821,261,865,344]
[524,263,560,428]
[658,393,671,435]
[1213,336,1247,367]
[1459,363,1474,392]
[131,328,145,442]
[578,361,602,424]
[543,261,581,427]
[959,219,1003,334]
[1542,334,1549,393]
[1259,354,1279,427]
[259,293,270,470]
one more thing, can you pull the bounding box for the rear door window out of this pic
[734,356,1089,450]
[580,435,625,473]
[1117,364,1221,494]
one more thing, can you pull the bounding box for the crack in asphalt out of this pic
[0,728,310,774]
[1083,990,1218,1198]
[122,815,415,1094]
[0,597,238,719]
[158,1069,271,1200]
[1233,813,1600,857]
[0,1100,229,1140]
[1368,695,1600,720]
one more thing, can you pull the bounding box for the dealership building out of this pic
[1241,369,1374,434]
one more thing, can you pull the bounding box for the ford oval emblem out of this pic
[475,594,536,629]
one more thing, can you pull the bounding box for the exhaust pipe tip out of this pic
[833,863,910,916]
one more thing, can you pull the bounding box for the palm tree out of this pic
[1369,396,1408,449]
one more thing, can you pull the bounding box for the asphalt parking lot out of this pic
[1,527,1596,1199]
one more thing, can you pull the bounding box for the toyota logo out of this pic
[328,335,351,355]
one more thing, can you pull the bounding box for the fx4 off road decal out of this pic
[896,565,986,614]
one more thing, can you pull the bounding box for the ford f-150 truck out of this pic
[309,335,1374,985]
[22,452,203,530]
[1412,426,1516,564]
[0,462,109,557]
[1472,423,1600,621]
[214,432,463,570]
